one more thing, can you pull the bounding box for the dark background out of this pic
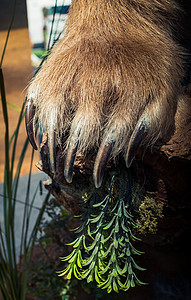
[0,0,28,30]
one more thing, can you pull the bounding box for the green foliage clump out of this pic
[136,195,164,234]
[58,169,146,293]
[131,183,164,235]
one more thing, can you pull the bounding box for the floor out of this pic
[0,172,49,260]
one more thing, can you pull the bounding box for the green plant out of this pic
[135,195,164,235]
[27,198,129,300]
[27,199,78,299]
[26,173,164,298]
[58,168,146,293]
[0,1,50,299]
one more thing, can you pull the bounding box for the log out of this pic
[36,90,191,245]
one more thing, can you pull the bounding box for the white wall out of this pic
[26,0,72,45]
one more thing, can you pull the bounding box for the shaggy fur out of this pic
[27,0,185,159]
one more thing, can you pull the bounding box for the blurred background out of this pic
[1,2,191,299]
[0,0,34,182]
[0,0,71,182]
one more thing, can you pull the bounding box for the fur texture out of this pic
[27,0,185,159]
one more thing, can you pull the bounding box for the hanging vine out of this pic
[58,168,146,293]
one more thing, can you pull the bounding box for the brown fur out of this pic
[28,0,185,158]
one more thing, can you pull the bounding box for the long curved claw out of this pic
[126,115,150,168]
[25,98,38,150]
[64,140,79,184]
[93,142,114,189]
[47,131,56,173]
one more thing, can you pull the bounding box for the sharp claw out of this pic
[47,131,56,172]
[93,142,113,189]
[39,132,51,174]
[126,115,150,168]
[64,140,79,184]
[25,98,38,150]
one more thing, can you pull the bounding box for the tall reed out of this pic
[0,0,50,298]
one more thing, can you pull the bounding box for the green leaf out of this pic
[87,225,94,240]
[121,261,128,275]
[128,228,141,241]
[83,253,95,266]
[117,277,125,289]
[133,272,148,285]
[112,267,118,277]
[101,228,115,243]
[119,236,124,243]
[82,235,89,251]
[130,276,136,287]
[92,245,99,256]
[66,268,73,280]
[74,224,84,233]
[125,236,129,243]
[95,266,103,284]
[102,243,113,259]
[98,274,112,289]
[87,272,94,283]
[67,237,82,248]
[103,215,116,230]
[60,249,76,262]
[131,257,146,271]
[117,201,122,217]
[113,234,118,249]
[123,201,134,218]
[68,252,77,264]
[130,244,144,255]
[87,232,101,251]
[114,239,118,249]
[97,257,105,271]
[118,236,125,247]
[115,219,119,233]
[116,262,123,276]
[129,219,139,228]
[100,260,112,275]
[2,100,21,112]
[118,252,125,259]
[113,277,119,293]
[93,195,109,207]
[123,277,131,291]
[90,211,104,223]
[111,249,117,263]
[121,220,129,233]
[94,220,103,232]
[77,251,83,268]
[57,265,71,277]
[81,269,91,279]
[110,199,120,213]
[128,263,133,275]
[87,240,97,252]
[126,247,131,257]
[73,264,82,280]
[107,285,113,294]
[89,261,96,271]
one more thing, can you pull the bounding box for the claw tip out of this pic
[93,142,113,188]
[64,171,73,184]
[25,99,38,150]
[64,140,79,184]
[93,174,102,189]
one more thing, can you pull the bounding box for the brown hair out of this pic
[28,0,184,159]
